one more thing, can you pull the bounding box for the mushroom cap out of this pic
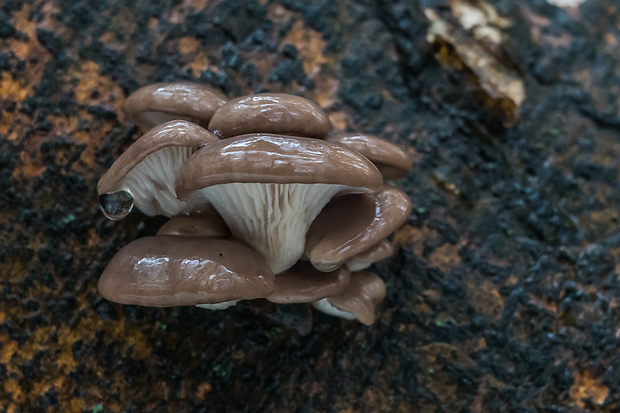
[327,132,413,180]
[123,82,227,129]
[98,236,275,307]
[208,93,331,139]
[266,261,350,304]
[345,239,395,271]
[156,207,230,238]
[173,134,383,273]
[305,186,412,272]
[98,120,219,217]
[175,133,383,199]
[325,271,386,325]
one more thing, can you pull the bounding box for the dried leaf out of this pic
[425,0,525,127]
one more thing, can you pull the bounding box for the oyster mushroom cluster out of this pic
[98,82,412,325]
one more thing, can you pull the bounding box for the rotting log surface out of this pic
[1,0,619,411]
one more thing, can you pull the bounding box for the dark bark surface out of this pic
[1,0,619,411]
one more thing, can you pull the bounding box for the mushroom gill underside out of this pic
[98,86,414,325]
[189,182,353,274]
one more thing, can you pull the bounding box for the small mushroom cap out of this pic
[98,120,219,217]
[305,186,412,272]
[208,93,331,139]
[266,261,350,304]
[175,133,383,199]
[98,120,218,195]
[98,236,275,307]
[345,239,395,271]
[327,132,413,180]
[123,82,227,129]
[156,207,230,238]
[327,271,386,325]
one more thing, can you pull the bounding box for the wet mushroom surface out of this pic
[123,82,228,129]
[4,1,620,412]
[208,93,332,139]
[98,236,275,307]
[97,119,220,218]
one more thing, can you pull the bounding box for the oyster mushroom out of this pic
[175,133,383,274]
[157,206,229,238]
[345,239,395,271]
[266,261,350,304]
[123,82,227,129]
[98,236,275,307]
[327,132,413,180]
[313,271,386,325]
[305,186,412,272]
[208,93,331,139]
[98,120,219,219]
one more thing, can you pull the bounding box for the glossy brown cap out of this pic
[98,120,219,195]
[98,236,275,307]
[305,186,412,272]
[123,82,227,129]
[346,239,395,271]
[266,261,350,304]
[327,132,413,180]
[156,207,229,238]
[175,134,383,199]
[327,271,386,325]
[208,93,331,139]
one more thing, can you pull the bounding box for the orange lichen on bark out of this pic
[314,77,340,109]
[0,6,53,93]
[570,370,609,407]
[178,36,200,54]
[327,111,350,131]
[467,278,505,323]
[428,241,463,273]
[70,61,125,108]
[282,21,327,79]
[0,297,153,408]
[0,73,31,103]
[470,374,507,413]
[393,224,441,258]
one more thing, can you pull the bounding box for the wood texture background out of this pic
[1,0,619,411]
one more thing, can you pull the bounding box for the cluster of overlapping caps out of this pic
[98,82,413,325]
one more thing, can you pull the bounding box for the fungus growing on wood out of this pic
[98,88,413,325]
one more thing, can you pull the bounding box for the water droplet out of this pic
[99,191,134,221]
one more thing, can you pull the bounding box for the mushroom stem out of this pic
[191,182,351,274]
